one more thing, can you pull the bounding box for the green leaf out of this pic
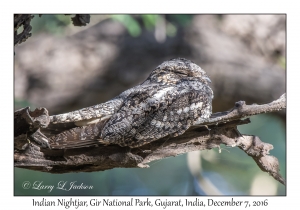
[142,14,159,30]
[111,15,141,37]
[166,22,177,37]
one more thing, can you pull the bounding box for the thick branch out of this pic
[14,94,286,185]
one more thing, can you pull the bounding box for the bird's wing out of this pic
[41,101,118,137]
[42,85,143,136]
[47,83,160,149]
[101,83,213,148]
[100,83,167,145]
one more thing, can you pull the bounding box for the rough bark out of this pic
[14,94,286,185]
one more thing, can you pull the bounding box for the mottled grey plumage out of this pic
[48,58,213,149]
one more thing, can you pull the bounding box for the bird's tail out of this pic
[49,120,109,149]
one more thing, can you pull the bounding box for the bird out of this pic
[44,58,213,149]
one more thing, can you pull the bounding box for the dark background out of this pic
[14,14,286,195]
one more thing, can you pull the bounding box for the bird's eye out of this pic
[178,72,187,76]
[174,71,188,76]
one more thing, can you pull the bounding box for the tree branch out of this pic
[14,94,286,185]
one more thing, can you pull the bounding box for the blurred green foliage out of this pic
[14,99,34,111]
[30,15,71,35]
[111,15,141,37]
[142,14,159,30]
[279,56,286,69]
[29,14,193,38]
[111,14,193,37]
[167,14,193,26]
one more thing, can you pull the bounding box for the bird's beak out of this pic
[204,76,211,83]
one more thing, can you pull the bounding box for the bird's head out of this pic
[147,58,211,85]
